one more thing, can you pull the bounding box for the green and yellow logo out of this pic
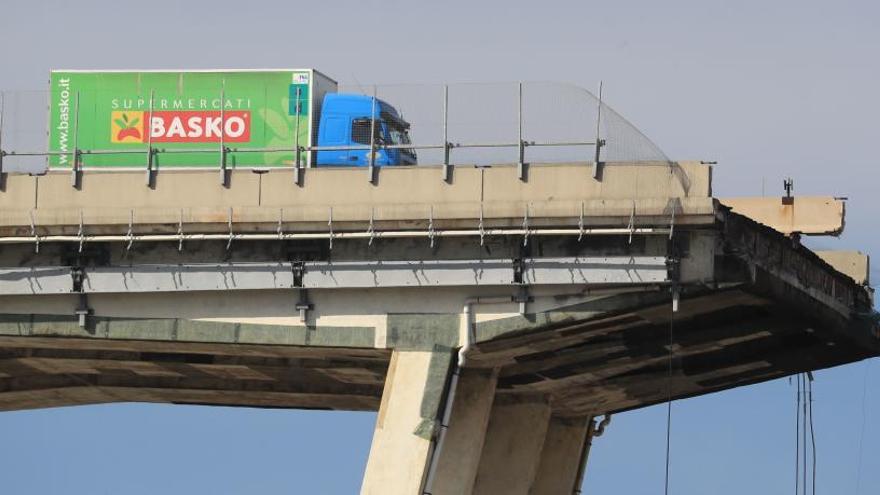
[111,111,145,143]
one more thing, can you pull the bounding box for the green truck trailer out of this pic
[48,69,338,169]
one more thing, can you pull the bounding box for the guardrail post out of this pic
[145,89,155,188]
[293,86,303,186]
[219,83,229,188]
[517,82,527,182]
[70,90,81,189]
[368,85,377,184]
[0,91,6,192]
[592,81,605,180]
[442,84,453,183]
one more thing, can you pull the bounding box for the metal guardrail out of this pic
[0,81,672,189]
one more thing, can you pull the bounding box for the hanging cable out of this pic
[808,373,816,495]
[795,373,801,495]
[794,372,818,495]
[801,373,807,495]
[855,360,871,494]
[664,288,677,495]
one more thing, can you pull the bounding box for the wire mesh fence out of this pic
[0,80,670,175]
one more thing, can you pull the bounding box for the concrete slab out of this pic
[720,196,845,236]
[814,250,870,285]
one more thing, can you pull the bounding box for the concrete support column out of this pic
[430,368,498,495]
[530,416,592,495]
[471,398,552,495]
[361,350,453,495]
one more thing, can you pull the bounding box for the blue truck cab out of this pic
[315,93,417,167]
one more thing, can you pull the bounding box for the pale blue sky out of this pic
[1,0,878,493]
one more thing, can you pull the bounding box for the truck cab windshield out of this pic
[386,121,412,145]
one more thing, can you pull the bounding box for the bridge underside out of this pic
[0,284,873,415]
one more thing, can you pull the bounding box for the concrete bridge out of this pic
[0,161,876,494]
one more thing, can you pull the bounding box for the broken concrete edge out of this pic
[718,196,846,237]
[721,210,879,351]
[814,250,871,286]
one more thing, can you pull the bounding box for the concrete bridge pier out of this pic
[361,349,595,495]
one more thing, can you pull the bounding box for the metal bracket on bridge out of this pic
[628,201,636,245]
[292,263,314,323]
[29,210,40,254]
[71,267,93,328]
[514,285,532,315]
[328,207,334,251]
[296,293,314,324]
[277,209,285,241]
[77,210,85,253]
[126,210,135,252]
[428,206,436,248]
[226,207,235,251]
[578,202,586,242]
[177,209,185,252]
[367,208,376,246]
[479,205,485,247]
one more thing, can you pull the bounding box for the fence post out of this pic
[145,89,155,187]
[592,81,604,180]
[293,86,303,186]
[219,83,229,188]
[442,84,452,183]
[368,85,377,184]
[517,82,526,181]
[70,91,81,188]
[0,91,5,191]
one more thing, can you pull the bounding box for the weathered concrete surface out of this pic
[0,335,389,411]
[361,350,452,495]
[0,162,715,234]
[431,369,498,495]
[472,399,552,495]
[815,250,870,285]
[530,416,592,495]
[720,196,845,236]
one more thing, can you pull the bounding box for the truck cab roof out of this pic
[322,93,407,127]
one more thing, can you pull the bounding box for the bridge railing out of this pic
[0,81,671,186]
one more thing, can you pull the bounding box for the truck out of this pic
[47,69,416,169]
